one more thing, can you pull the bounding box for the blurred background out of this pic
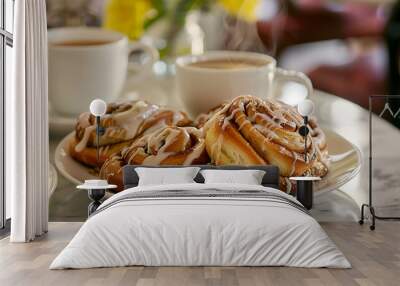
[45,0,399,119]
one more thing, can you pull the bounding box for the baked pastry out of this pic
[70,100,192,168]
[69,138,134,170]
[100,126,210,190]
[203,95,329,193]
[195,104,226,128]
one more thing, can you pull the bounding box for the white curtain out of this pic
[8,0,49,242]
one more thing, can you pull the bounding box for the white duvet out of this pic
[50,183,350,269]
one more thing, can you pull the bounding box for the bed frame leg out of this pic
[88,189,106,216]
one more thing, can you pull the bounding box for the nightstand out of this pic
[289,177,321,210]
[77,180,117,216]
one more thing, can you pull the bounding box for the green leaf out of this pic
[144,0,167,29]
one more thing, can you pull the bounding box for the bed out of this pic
[50,165,350,269]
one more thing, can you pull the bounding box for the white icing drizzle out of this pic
[99,145,110,157]
[238,120,248,131]
[253,124,278,141]
[172,111,185,125]
[126,148,141,165]
[205,95,328,177]
[284,177,292,194]
[201,95,328,191]
[290,151,298,176]
[202,103,231,132]
[142,151,173,165]
[222,108,240,130]
[142,120,168,136]
[75,100,189,153]
[75,125,96,152]
[124,127,205,165]
[183,141,205,165]
[185,126,204,138]
[113,101,159,140]
[78,112,91,125]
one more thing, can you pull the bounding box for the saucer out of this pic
[77,179,117,190]
[49,163,58,196]
[49,105,77,135]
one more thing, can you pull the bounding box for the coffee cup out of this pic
[48,27,159,116]
[176,51,312,115]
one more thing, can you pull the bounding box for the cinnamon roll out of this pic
[100,126,210,190]
[203,95,329,193]
[70,100,192,167]
[195,104,226,128]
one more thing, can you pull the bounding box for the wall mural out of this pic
[49,0,361,206]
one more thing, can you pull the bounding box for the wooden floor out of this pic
[0,222,399,286]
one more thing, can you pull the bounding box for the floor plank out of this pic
[0,222,399,286]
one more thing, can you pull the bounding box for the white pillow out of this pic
[200,169,266,185]
[135,167,200,186]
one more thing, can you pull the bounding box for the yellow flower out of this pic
[103,0,260,41]
[218,0,259,21]
[103,0,153,40]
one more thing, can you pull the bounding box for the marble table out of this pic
[49,69,400,222]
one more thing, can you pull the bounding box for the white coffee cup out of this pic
[176,51,312,115]
[48,27,159,116]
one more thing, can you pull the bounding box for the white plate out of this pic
[55,132,98,185]
[49,163,58,196]
[314,129,362,196]
[55,128,361,196]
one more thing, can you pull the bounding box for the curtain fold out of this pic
[9,0,49,242]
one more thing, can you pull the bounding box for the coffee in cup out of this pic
[48,27,159,116]
[176,51,312,116]
[188,58,267,69]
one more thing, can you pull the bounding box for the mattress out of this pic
[50,183,350,269]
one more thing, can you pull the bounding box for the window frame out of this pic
[0,0,13,231]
